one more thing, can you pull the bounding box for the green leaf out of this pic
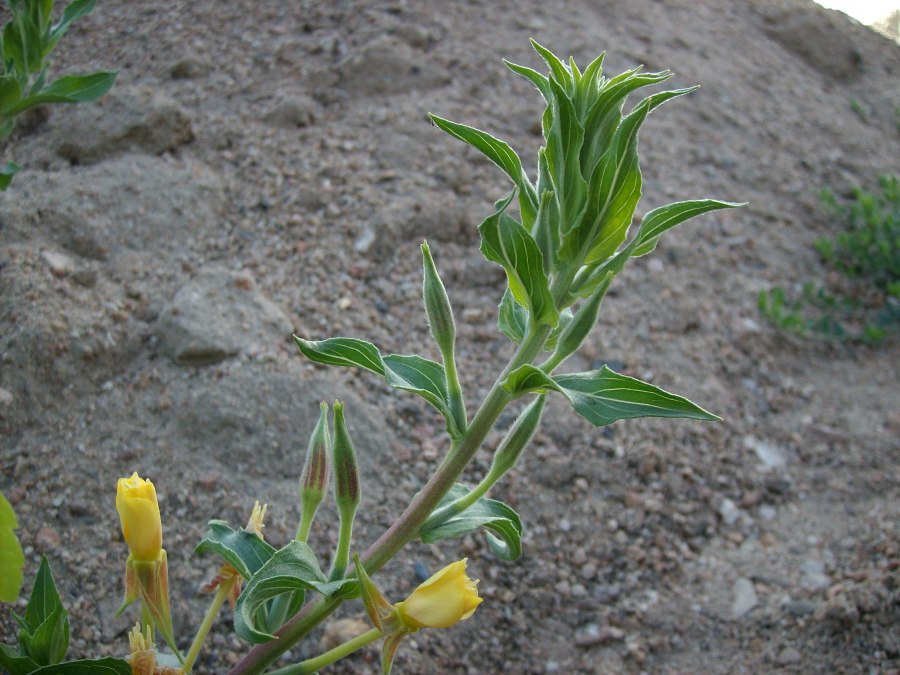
[0,643,38,675]
[195,520,276,580]
[530,39,573,94]
[545,77,587,235]
[497,288,527,344]
[8,71,116,115]
[419,484,523,561]
[555,367,719,427]
[632,199,745,257]
[0,75,24,115]
[429,113,538,229]
[49,0,96,43]
[479,193,558,328]
[295,336,461,437]
[0,491,25,602]
[504,365,719,427]
[23,557,64,634]
[503,59,551,101]
[573,51,606,120]
[31,657,131,674]
[502,365,558,397]
[294,336,385,375]
[382,353,460,437]
[0,160,22,190]
[27,604,68,666]
[233,541,352,643]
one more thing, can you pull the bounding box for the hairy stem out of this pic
[183,579,234,673]
[267,627,383,675]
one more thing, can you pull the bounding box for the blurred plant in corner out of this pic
[759,174,900,342]
[0,0,116,189]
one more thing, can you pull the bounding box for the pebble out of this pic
[574,623,625,647]
[776,646,803,665]
[41,250,76,276]
[572,548,587,566]
[718,498,741,526]
[747,436,787,469]
[580,563,597,580]
[0,386,13,405]
[732,577,758,618]
[36,526,61,551]
[800,559,831,591]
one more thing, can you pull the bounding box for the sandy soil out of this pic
[1,1,898,673]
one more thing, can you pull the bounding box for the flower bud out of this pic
[421,241,456,359]
[394,559,482,630]
[298,402,330,540]
[490,395,546,477]
[331,401,360,511]
[116,472,162,562]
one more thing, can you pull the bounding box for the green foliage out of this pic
[0,0,116,188]
[0,556,125,674]
[760,175,899,342]
[0,490,25,603]
[419,484,523,561]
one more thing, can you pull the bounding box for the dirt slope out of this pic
[1,1,898,673]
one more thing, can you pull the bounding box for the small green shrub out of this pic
[0,0,117,188]
[759,174,899,343]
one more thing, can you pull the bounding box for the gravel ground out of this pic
[1,1,898,673]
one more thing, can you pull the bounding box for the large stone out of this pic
[330,35,450,97]
[759,6,862,80]
[156,267,293,365]
[23,85,194,165]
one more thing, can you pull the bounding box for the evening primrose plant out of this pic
[1,42,740,674]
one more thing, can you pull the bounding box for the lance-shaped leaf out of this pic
[0,644,38,675]
[503,59,551,101]
[497,288,527,344]
[296,336,463,438]
[195,520,276,580]
[419,484,523,561]
[530,39,574,94]
[479,193,559,328]
[8,72,116,115]
[13,556,68,666]
[234,541,352,643]
[29,658,131,674]
[429,113,538,228]
[545,76,587,232]
[0,491,24,602]
[49,0,97,44]
[632,199,745,257]
[503,365,719,427]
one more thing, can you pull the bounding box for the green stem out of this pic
[443,344,467,433]
[228,325,552,675]
[268,627,384,675]
[183,579,233,673]
[295,511,314,544]
[329,505,354,581]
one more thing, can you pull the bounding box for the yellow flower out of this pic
[394,559,482,630]
[116,472,162,562]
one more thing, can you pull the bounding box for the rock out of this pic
[156,267,292,365]
[29,85,194,165]
[41,249,76,276]
[35,526,61,551]
[776,647,803,666]
[0,387,13,406]
[168,57,212,80]
[801,559,831,592]
[331,35,450,97]
[575,623,625,647]
[718,498,741,526]
[732,577,758,618]
[263,95,318,128]
[744,435,787,469]
[320,617,372,651]
[759,6,862,80]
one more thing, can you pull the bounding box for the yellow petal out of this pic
[116,472,162,561]
[395,559,482,630]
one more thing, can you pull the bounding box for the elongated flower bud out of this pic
[116,472,162,562]
[332,401,360,511]
[551,279,608,365]
[421,241,456,359]
[490,395,546,477]
[297,402,330,542]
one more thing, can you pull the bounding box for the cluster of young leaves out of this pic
[759,174,899,342]
[0,0,116,188]
[0,557,130,674]
[195,517,354,644]
[295,40,737,561]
